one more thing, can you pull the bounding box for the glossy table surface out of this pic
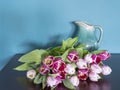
[0,54,120,90]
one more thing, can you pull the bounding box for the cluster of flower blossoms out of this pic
[26,51,112,88]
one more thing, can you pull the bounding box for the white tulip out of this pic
[65,64,75,75]
[89,71,101,82]
[47,76,61,87]
[84,53,93,64]
[101,65,112,75]
[27,70,36,80]
[91,64,102,74]
[70,76,80,86]
[76,59,87,69]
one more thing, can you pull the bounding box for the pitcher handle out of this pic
[94,25,103,45]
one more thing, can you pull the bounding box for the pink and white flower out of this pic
[91,54,101,64]
[84,53,93,64]
[43,56,54,67]
[101,65,112,75]
[47,76,62,87]
[91,64,102,74]
[39,65,49,75]
[67,51,79,62]
[69,76,80,86]
[89,71,101,82]
[99,51,111,60]
[78,69,89,80]
[77,59,87,69]
[27,70,36,79]
[65,64,75,75]
[52,57,67,79]
[84,54,101,64]
[52,57,66,73]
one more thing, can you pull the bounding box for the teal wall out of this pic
[0,0,120,70]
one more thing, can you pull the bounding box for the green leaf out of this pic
[83,49,89,57]
[14,63,31,71]
[29,62,39,69]
[75,47,83,58]
[63,78,75,90]
[91,50,107,54]
[50,46,62,56]
[42,76,47,89]
[76,44,86,48]
[49,74,57,78]
[61,48,73,63]
[61,37,78,50]
[18,49,48,64]
[51,86,57,90]
[34,73,42,84]
[72,63,77,68]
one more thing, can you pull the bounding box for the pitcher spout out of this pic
[74,21,94,31]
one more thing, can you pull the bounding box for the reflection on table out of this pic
[17,77,111,90]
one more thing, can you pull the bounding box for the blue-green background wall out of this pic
[0,0,120,70]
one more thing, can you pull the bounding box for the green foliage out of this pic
[61,37,78,50]
[15,49,48,71]
[14,63,32,71]
[34,73,42,84]
[75,47,83,58]
[42,76,47,89]
[34,74,47,89]
[91,50,107,54]
[49,74,58,78]
[49,46,62,56]
[72,63,77,68]
[49,37,78,56]
[19,49,48,64]
[76,43,86,48]
[61,48,72,63]
[63,78,75,90]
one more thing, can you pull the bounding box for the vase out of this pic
[74,21,103,51]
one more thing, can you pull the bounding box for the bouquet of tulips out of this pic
[15,37,112,90]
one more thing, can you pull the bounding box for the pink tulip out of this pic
[52,57,66,73]
[91,54,101,64]
[43,56,54,67]
[99,51,111,60]
[59,71,66,79]
[84,54,101,64]
[67,51,79,62]
[52,57,67,79]
[76,59,87,69]
[101,65,112,75]
[78,69,89,80]
[39,65,49,75]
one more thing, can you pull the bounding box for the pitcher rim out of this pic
[74,21,94,30]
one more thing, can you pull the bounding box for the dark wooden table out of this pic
[0,54,119,90]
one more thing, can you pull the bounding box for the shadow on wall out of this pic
[23,22,79,50]
[0,22,78,70]
[0,35,62,70]
[22,35,62,50]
